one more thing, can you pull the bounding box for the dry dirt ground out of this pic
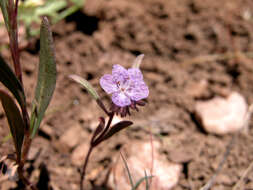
[1,0,253,189]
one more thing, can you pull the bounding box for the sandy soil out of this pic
[1,0,253,189]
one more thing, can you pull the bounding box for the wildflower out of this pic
[100,60,149,117]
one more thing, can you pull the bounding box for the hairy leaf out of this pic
[30,17,56,138]
[0,90,25,160]
[69,75,100,100]
[101,121,133,142]
[132,54,144,69]
[0,55,26,108]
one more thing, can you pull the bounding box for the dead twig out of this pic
[200,105,253,190]
[199,133,238,190]
[232,161,253,190]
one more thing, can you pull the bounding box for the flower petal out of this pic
[112,92,131,107]
[126,80,149,101]
[112,64,129,83]
[100,74,118,94]
[128,68,143,80]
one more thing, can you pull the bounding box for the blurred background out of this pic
[1,0,253,189]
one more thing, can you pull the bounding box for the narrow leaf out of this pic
[132,175,153,190]
[30,17,56,138]
[132,54,144,69]
[120,152,134,188]
[69,75,100,100]
[101,121,133,142]
[0,0,11,33]
[1,0,22,82]
[0,54,26,108]
[0,89,25,160]
[144,171,149,190]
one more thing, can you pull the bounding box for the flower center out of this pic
[116,77,131,93]
[116,81,121,88]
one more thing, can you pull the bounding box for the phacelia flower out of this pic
[100,60,149,116]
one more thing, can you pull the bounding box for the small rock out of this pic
[59,124,87,149]
[71,142,89,166]
[186,79,208,98]
[27,147,40,161]
[30,168,40,184]
[86,166,104,180]
[51,182,61,190]
[54,167,75,177]
[168,148,194,163]
[53,140,69,154]
[109,141,181,190]
[1,181,16,190]
[243,9,252,20]
[195,92,248,135]
[83,0,104,16]
[40,124,54,138]
[79,107,94,122]
[216,174,233,186]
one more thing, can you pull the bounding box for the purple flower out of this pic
[100,64,149,108]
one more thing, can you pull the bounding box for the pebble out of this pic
[59,124,87,149]
[186,79,208,98]
[195,92,248,135]
[71,142,89,166]
[108,141,181,190]
[40,124,54,138]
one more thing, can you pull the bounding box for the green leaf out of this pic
[70,0,85,7]
[36,0,66,16]
[53,0,85,23]
[132,174,153,190]
[0,0,11,33]
[30,17,56,138]
[101,121,133,142]
[120,152,134,188]
[0,55,26,109]
[18,0,67,25]
[52,5,79,24]
[17,0,85,38]
[0,89,25,160]
[69,75,100,100]
[144,171,150,190]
